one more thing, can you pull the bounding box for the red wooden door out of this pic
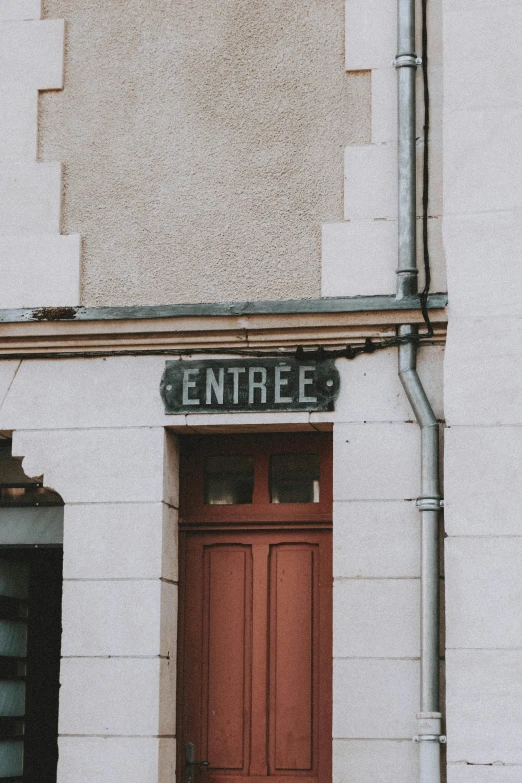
[178,530,332,783]
[177,434,332,783]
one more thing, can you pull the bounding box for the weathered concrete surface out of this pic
[40,0,370,306]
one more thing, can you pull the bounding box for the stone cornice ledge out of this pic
[0,294,447,358]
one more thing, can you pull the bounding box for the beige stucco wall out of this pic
[40,0,370,307]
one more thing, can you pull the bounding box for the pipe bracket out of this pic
[414,712,445,744]
[416,495,443,512]
[394,54,422,68]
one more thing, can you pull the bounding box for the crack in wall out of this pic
[0,359,21,413]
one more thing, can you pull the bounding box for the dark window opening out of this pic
[0,549,63,783]
[0,440,63,783]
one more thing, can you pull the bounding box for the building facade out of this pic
[0,0,517,781]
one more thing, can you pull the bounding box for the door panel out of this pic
[178,530,332,783]
[204,546,252,773]
[270,546,316,774]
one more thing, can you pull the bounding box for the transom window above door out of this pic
[180,433,332,526]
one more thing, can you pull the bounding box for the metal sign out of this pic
[160,358,340,414]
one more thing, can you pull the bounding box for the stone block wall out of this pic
[443,0,522,779]
[0,1,80,307]
[322,0,446,298]
[11,425,179,783]
[330,348,443,783]
[0,342,444,781]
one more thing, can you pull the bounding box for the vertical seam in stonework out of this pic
[0,358,21,412]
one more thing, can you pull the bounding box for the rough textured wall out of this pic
[40,0,370,306]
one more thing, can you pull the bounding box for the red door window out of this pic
[180,434,332,526]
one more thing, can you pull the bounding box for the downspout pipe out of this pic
[398,325,443,783]
[394,1,444,782]
[395,0,419,301]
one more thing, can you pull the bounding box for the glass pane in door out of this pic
[270,454,320,504]
[205,456,254,505]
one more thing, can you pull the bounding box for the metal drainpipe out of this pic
[394,0,444,781]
